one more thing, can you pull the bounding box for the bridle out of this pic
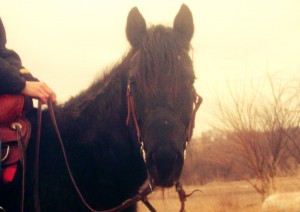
[126,81,145,161]
[125,79,203,211]
[33,81,202,212]
[126,79,203,162]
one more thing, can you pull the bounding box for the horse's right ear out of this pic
[126,7,146,48]
[173,4,194,44]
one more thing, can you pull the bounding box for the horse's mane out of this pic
[60,52,133,116]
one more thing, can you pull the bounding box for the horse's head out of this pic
[125,4,201,187]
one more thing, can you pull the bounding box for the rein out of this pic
[13,122,26,212]
[33,101,42,212]
[34,101,155,212]
[34,82,202,211]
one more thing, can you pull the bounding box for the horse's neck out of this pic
[59,68,128,134]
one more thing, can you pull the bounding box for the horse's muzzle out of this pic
[147,147,183,187]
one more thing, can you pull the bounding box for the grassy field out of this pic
[138,176,300,211]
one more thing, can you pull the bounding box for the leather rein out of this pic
[33,81,202,212]
[34,101,155,212]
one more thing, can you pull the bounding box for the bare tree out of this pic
[210,74,300,199]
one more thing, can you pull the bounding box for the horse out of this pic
[0,4,201,212]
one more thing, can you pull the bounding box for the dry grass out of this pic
[138,176,300,212]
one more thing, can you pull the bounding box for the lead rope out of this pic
[176,182,187,212]
[176,182,203,212]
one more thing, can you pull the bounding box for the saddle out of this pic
[0,95,31,183]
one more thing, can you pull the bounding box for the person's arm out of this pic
[0,17,56,104]
[0,58,57,103]
[0,18,24,69]
[0,48,23,70]
[0,58,26,94]
[0,17,27,94]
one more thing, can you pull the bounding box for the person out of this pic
[0,17,56,104]
[0,17,57,212]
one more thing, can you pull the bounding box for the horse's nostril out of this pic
[147,148,185,187]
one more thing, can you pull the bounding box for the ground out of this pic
[138,176,300,211]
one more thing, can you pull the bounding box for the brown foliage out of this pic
[182,129,300,186]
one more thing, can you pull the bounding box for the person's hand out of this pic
[21,81,57,104]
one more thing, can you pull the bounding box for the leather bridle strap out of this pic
[126,83,141,141]
[34,100,42,212]
[176,182,187,212]
[141,197,156,212]
[13,123,25,212]
[126,82,146,162]
[45,101,154,212]
[176,182,203,212]
[184,92,203,159]
[186,92,203,143]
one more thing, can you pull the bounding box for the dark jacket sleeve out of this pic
[0,17,28,94]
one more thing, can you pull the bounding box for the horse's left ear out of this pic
[173,4,194,43]
[126,7,146,48]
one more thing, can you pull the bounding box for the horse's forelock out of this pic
[134,26,189,98]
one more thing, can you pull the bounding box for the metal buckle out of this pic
[1,145,10,162]
[140,141,146,162]
[10,122,22,131]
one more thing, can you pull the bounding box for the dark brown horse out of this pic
[0,4,201,211]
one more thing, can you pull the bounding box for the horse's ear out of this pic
[173,4,194,43]
[126,7,146,48]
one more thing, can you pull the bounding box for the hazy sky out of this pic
[1,0,300,136]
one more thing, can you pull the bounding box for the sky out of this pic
[1,0,300,137]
